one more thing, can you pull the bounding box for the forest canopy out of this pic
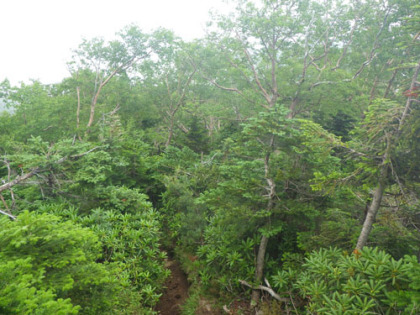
[0,0,419,313]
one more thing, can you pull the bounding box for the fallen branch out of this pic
[239,279,289,302]
[222,305,231,314]
[0,209,16,220]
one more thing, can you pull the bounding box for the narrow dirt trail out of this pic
[155,256,189,315]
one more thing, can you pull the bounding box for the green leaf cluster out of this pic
[0,211,119,314]
[272,247,420,314]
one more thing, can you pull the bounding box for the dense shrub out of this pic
[0,211,118,314]
[272,247,420,314]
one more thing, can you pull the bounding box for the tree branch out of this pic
[353,8,390,79]
[239,279,289,302]
[238,34,272,107]
[0,146,104,194]
[0,168,40,194]
[0,209,16,220]
[332,13,359,71]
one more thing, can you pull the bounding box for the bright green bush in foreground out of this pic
[41,187,169,308]
[273,247,420,314]
[0,211,118,314]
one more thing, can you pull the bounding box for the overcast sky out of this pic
[0,0,232,85]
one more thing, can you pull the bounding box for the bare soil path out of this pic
[155,257,189,315]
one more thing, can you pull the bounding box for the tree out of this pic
[68,25,151,137]
[356,62,420,250]
[201,0,397,120]
[196,107,329,306]
[0,81,76,142]
[137,31,197,148]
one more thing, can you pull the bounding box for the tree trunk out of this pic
[251,235,269,306]
[251,137,275,307]
[87,84,103,129]
[288,97,298,119]
[399,61,420,130]
[86,66,122,131]
[356,161,388,249]
[355,61,419,250]
[76,86,81,130]
[165,117,175,148]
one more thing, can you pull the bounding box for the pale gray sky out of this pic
[0,0,232,85]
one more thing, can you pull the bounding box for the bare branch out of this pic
[0,146,103,194]
[238,36,272,107]
[239,279,289,302]
[2,158,16,208]
[0,168,40,194]
[177,123,189,134]
[0,194,10,212]
[57,146,104,163]
[399,61,420,131]
[76,86,81,130]
[108,103,121,116]
[86,52,149,129]
[353,8,390,79]
[384,60,400,98]
[332,14,359,71]
[0,209,16,220]
[207,78,242,94]
[310,79,351,90]
[87,67,120,128]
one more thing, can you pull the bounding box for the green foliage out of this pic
[96,186,153,214]
[369,204,420,259]
[0,258,78,314]
[39,184,168,309]
[0,81,78,142]
[0,211,119,314]
[74,150,114,184]
[297,207,360,252]
[191,108,325,293]
[158,146,217,247]
[1,0,419,312]
[272,247,420,314]
[78,208,168,307]
[184,116,210,154]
